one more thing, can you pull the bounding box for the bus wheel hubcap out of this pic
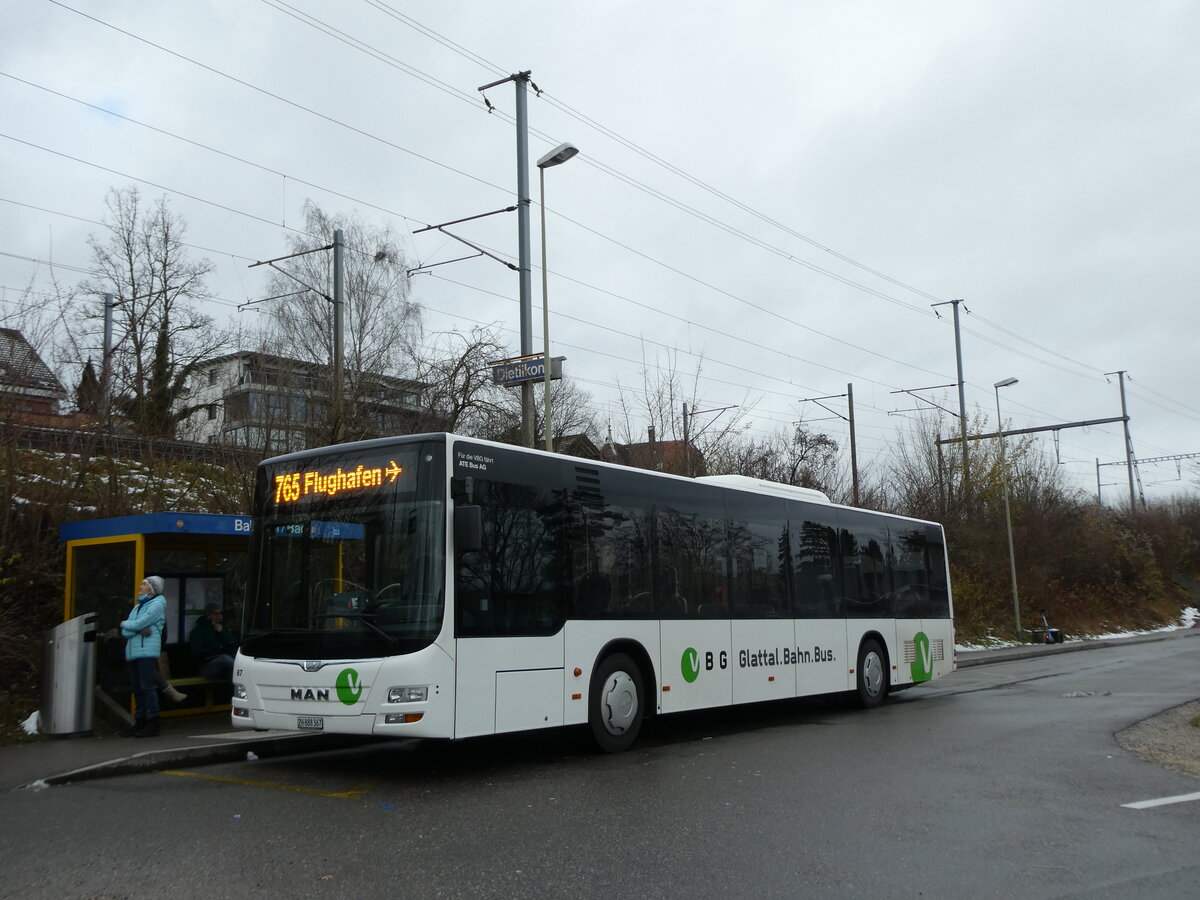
[601,672,638,734]
[863,652,883,696]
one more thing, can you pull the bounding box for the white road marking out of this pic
[1122,790,1200,810]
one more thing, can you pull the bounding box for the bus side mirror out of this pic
[455,504,482,553]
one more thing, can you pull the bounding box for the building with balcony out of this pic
[179,351,425,452]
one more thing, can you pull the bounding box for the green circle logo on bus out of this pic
[335,667,363,705]
[681,647,700,683]
[910,632,933,683]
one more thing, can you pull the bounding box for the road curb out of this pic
[956,627,1199,669]
[23,733,375,790]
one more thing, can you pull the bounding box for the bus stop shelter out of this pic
[59,512,253,716]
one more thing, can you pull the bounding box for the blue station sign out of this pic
[491,355,565,386]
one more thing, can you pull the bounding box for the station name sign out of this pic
[272,460,403,504]
[491,355,564,386]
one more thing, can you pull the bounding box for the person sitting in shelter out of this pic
[189,602,239,681]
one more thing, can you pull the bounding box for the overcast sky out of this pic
[3,0,1198,504]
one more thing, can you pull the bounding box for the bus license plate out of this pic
[297,716,324,731]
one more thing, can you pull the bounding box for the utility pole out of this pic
[847,383,859,507]
[332,228,345,443]
[682,403,690,477]
[101,293,115,420]
[249,238,343,442]
[932,299,969,499]
[513,73,534,447]
[1105,370,1137,508]
[682,403,736,477]
[476,71,536,447]
[797,387,860,505]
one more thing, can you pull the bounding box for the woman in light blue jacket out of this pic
[121,575,167,737]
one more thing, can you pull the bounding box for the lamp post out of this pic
[994,377,1021,640]
[536,141,579,453]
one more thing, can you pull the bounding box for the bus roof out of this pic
[696,474,831,504]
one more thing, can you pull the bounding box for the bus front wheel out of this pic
[855,639,888,709]
[589,653,644,753]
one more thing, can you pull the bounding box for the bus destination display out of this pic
[272,459,404,504]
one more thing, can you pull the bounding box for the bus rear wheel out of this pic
[855,639,888,709]
[589,653,644,753]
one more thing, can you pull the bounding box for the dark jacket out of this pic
[189,615,239,664]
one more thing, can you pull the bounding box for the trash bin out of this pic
[40,613,98,737]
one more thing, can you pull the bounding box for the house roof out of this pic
[203,349,426,391]
[603,438,706,476]
[0,328,66,396]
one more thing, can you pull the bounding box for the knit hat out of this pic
[145,575,165,597]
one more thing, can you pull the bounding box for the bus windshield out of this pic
[241,439,446,659]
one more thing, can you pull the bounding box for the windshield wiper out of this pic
[310,612,398,649]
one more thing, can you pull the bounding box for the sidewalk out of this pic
[4,712,371,792]
[7,627,1196,791]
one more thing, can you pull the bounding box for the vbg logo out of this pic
[910,632,933,683]
[681,647,729,683]
[335,667,363,705]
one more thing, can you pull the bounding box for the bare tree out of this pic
[261,201,420,444]
[76,186,227,436]
[406,325,513,436]
[708,423,842,493]
[611,345,753,462]
[490,373,600,449]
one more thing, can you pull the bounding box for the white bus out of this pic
[232,433,954,751]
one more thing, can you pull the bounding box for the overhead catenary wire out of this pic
[11,2,1195,479]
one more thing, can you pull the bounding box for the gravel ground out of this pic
[1116,698,1200,779]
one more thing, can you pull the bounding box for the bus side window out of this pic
[576,567,612,618]
[789,504,839,618]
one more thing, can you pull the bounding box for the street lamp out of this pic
[994,377,1021,640]
[536,141,579,453]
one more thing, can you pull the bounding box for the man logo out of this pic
[290,688,330,701]
[335,667,363,705]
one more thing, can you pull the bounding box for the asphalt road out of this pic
[3,637,1197,899]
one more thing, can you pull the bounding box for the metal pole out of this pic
[682,403,690,477]
[847,382,859,506]
[952,300,969,498]
[1096,458,1102,504]
[995,384,1021,640]
[101,293,114,418]
[936,434,946,515]
[333,228,345,443]
[1115,370,1135,508]
[539,165,553,453]
[514,73,535,447]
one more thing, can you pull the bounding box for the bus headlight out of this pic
[387,685,427,703]
[233,682,248,700]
